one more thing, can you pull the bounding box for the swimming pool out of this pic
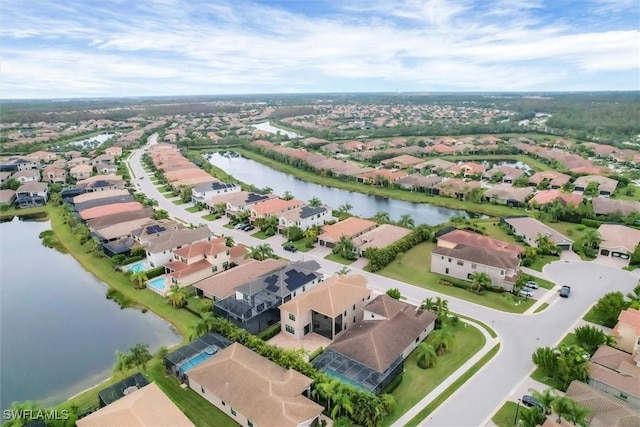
[147,277,168,294]
[179,347,218,373]
[124,260,150,273]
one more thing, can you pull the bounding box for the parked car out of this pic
[560,285,571,298]
[234,223,248,230]
[242,225,255,232]
[283,244,297,253]
[518,288,534,298]
[522,395,548,413]
[524,281,539,289]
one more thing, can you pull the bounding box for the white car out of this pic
[524,281,539,289]
[518,288,534,297]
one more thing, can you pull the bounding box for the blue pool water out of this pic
[125,261,149,273]
[147,277,167,292]
[179,348,217,373]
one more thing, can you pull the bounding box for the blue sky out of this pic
[1,0,638,99]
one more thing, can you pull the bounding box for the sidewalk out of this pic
[391,319,500,427]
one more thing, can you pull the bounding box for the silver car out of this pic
[518,288,534,297]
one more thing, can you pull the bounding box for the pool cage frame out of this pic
[164,333,232,383]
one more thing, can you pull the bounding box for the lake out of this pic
[207,152,476,225]
[251,122,301,139]
[0,217,180,411]
[61,133,115,150]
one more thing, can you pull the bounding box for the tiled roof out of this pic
[195,259,288,299]
[318,217,377,244]
[598,224,640,253]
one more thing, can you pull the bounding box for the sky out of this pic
[1,0,639,99]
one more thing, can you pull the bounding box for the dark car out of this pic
[283,244,297,253]
[242,225,255,232]
[521,395,543,410]
[560,285,571,298]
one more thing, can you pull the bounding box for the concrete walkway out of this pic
[390,319,500,427]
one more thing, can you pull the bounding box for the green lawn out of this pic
[473,219,521,244]
[534,303,550,313]
[324,253,356,265]
[282,238,314,253]
[186,206,202,213]
[379,242,535,313]
[223,223,234,229]
[529,255,560,272]
[202,213,220,221]
[582,306,611,327]
[491,402,520,427]
[546,222,593,261]
[530,333,578,389]
[172,199,189,205]
[250,230,272,240]
[612,185,640,202]
[158,186,174,193]
[404,343,501,427]
[384,322,485,425]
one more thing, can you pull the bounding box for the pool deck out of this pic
[147,276,168,296]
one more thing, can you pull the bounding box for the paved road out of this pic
[129,137,640,427]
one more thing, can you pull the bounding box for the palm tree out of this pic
[112,350,132,379]
[128,343,152,370]
[529,388,556,415]
[336,267,351,275]
[190,312,216,340]
[332,235,357,260]
[565,399,591,427]
[551,395,574,424]
[166,284,187,308]
[519,406,547,427]
[130,271,148,290]
[469,271,491,293]
[397,214,415,229]
[415,342,438,369]
[5,401,41,427]
[372,211,391,224]
[337,202,353,216]
[429,327,455,355]
[308,196,322,207]
[214,202,226,215]
[304,227,318,242]
[313,378,341,414]
[282,190,294,200]
[224,235,235,247]
[248,244,276,261]
[330,385,354,419]
[582,229,601,251]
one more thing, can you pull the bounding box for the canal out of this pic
[206,152,475,225]
[0,217,180,411]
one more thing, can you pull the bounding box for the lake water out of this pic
[251,122,301,139]
[207,152,475,225]
[64,133,115,149]
[0,217,180,411]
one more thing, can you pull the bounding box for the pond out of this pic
[0,217,180,411]
[54,133,116,150]
[207,152,477,225]
[251,122,301,139]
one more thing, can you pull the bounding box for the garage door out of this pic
[600,249,610,256]
[558,244,572,251]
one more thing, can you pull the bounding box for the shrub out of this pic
[383,373,404,393]
[146,266,165,279]
[581,218,603,228]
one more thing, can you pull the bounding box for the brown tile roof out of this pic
[592,198,640,216]
[357,169,407,181]
[87,208,155,230]
[612,309,640,338]
[0,189,15,204]
[75,382,195,427]
[73,189,130,204]
[483,185,533,203]
[528,171,572,187]
[195,259,288,299]
[396,174,443,189]
[588,362,640,399]
[328,295,436,372]
[187,343,323,427]
[252,198,304,215]
[279,274,371,317]
[529,190,584,206]
[564,380,640,427]
[574,175,619,193]
[503,216,573,245]
[591,345,640,374]
[598,224,640,253]
[380,154,424,168]
[483,165,525,180]
[353,224,412,252]
[167,259,212,279]
[318,217,378,244]
[447,161,487,175]
[438,229,523,255]
[172,237,227,258]
[145,227,212,253]
[79,202,143,220]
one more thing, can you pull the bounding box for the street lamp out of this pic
[514,398,521,425]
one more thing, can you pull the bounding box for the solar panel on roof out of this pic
[266,283,279,293]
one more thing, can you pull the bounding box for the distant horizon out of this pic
[2,0,638,99]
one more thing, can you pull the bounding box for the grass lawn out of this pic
[235,148,527,217]
[172,199,189,205]
[379,242,535,313]
[473,219,521,244]
[201,213,220,221]
[324,253,355,265]
[612,185,640,202]
[491,401,520,427]
[283,238,313,253]
[582,306,611,327]
[186,206,202,213]
[250,230,272,240]
[403,343,501,427]
[223,223,234,229]
[534,303,550,313]
[384,322,486,425]
[546,222,594,261]
[529,254,560,272]
[530,333,577,389]
[158,186,174,193]
[0,205,50,220]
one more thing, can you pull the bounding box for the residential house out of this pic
[207,191,276,215]
[353,224,412,256]
[214,260,323,334]
[191,181,240,204]
[592,198,640,217]
[130,219,185,244]
[186,343,323,427]
[312,294,436,394]
[278,274,373,341]
[76,382,195,427]
[70,165,93,180]
[573,175,619,197]
[356,169,407,185]
[87,208,155,231]
[0,189,16,207]
[342,140,365,152]
[482,165,525,184]
[162,238,248,287]
[1,157,38,172]
[446,162,487,178]
[64,150,82,160]
[528,171,571,189]
[195,259,288,301]
[277,205,332,232]
[483,185,533,207]
[318,217,378,248]
[561,380,640,427]
[42,166,67,184]
[75,194,136,213]
[79,202,143,220]
[73,189,131,205]
[250,198,304,222]
[104,146,123,157]
[528,190,584,207]
[11,169,40,184]
[15,182,48,208]
[142,226,213,268]
[380,154,424,169]
[396,174,443,193]
[26,150,57,163]
[68,156,91,167]
[76,174,125,192]
[502,216,574,251]
[434,178,481,200]
[320,142,342,154]
[611,309,640,355]
[91,216,155,243]
[0,171,10,185]
[91,154,116,166]
[597,224,640,260]
[431,228,523,289]
[588,345,640,407]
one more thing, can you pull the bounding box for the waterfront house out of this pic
[502,216,574,251]
[318,217,378,248]
[0,189,16,207]
[250,198,304,222]
[481,165,525,184]
[277,205,332,232]
[597,224,640,260]
[380,154,424,169]
[208,191,276,216]
[483,185,533,207]
[528,190,584,207]
[15,182,48,208]
[434,178,481,200]
[353,224,412,256]
[143,226,213,268]
[446,161,487,178]
[191,181,240,204]
[75,194,136,213]
[592,198,640,217]
[104,146,123,157]
[423,158,456,174]
[79,202,143,220]
[87,207,156,230]
[75,174,125,192]
[528,171,571,189]
[396,174,443,193]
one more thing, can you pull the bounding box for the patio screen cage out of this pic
[164,332,231,376]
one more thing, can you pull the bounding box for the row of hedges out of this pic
[363,225,432,272]
[146,266,165,279]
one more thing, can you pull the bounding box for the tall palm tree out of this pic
[415,342,438,369]
[190,312,217,340]
[130,271,148,290]
[166,284,187,308]
[518,407,547,427]
[248,244,276,261]
[372,211,391,224]
[112,350,132,379]
[336,267,351,275]
[529,388,556,415]
[304,227,318,242]
[282,190,294,200]
[397,214,415,229]
[313,378,341,414]
[429,327,455,355]
[550,395,574,424]
[337,202,353,216]
[308,196,322,207]
[565,400,591,427]
[224,235,235,247]
[469,272,491,293]
[332,235,357,260]
[128,343,152,370]
[330,385,354,419]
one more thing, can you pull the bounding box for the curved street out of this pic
[128,136,640,427]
